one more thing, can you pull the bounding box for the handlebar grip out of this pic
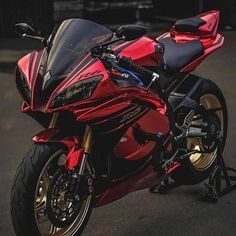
[118,56,154,79]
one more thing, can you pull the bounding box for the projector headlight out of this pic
[50,75,103,109]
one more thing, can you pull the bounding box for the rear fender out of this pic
[32,128,84,170]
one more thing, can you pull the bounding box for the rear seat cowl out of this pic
[174,17,206,33]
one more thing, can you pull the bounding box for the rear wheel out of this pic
[171,79,228,184]
[11,144,94,236]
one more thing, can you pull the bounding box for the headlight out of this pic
[16,67,31,104]
[50,75,103,109]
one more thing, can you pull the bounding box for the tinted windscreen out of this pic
[46,19,113,78]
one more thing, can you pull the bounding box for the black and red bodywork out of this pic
[16,10,223,207]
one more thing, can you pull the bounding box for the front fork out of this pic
[48,113,93,174]
[78,125,93,176]
[48,114,94,198]
[70,125,94,199]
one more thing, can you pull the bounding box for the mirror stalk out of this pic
[22,34,48,46]
[91,36,124,56]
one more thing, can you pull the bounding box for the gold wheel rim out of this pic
[188,94,224,171]
[34,150,92,236]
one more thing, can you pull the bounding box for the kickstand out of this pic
[202,135,236,202]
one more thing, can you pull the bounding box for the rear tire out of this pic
[10,143,94,236]
[171,79,228,184]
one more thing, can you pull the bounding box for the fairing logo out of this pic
[120,106,142,123]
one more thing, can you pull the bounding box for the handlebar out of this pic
[97,52,160,89]
[117,56,156,80]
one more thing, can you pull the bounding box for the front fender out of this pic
[32,128,84,170]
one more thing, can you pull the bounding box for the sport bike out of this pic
[11,10,227,236]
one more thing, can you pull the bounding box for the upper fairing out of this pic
[43,19,113,91]
[16,20,162,113]
[17,51,40,91]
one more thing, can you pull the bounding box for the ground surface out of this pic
[0,32,236,236]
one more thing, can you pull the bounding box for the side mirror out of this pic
[15,23,35,36]
[116,25,147,41]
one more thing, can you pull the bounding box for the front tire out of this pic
[11,144,94,236]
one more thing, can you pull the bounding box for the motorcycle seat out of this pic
[159,37,204,71]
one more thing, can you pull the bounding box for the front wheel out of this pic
[171,79,228,184]
[11,144,94,236]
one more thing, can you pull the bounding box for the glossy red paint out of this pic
[73,87,165,121]
[167,162,181,174]
[158,10,223,73]
[60,137,80,151]
[95,163,165,207]
[17,49,47,111]
[32,128,59,142]
[170,10,220,45]
[21,101,31,112]
[181,33,224,72]
[33,128,80,151]
[118,36,160,66]
[15,14,223,208]
[114,108,169,160]
[31,49,47,111]
[66,146,84,171]
[17,51,38,91]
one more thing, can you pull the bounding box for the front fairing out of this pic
[43,19,113,92]
[16,19,162,117]
[16,19,115,111]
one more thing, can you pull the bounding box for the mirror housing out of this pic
[116,25,147,41]
[15,23,35,36]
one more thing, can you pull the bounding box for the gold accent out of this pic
[48,113,59,128]
[188,94,224,171]
[82,125,93,154]
[34,151,93,235]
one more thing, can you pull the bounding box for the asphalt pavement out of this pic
[0,31,236,236]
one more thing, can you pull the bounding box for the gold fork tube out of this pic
[48,113,59,128]
[82,125,93,154]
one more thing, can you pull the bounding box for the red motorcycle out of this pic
[11,10,227,236]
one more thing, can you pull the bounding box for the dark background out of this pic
[1,1,236,235]
[0,0,236,36]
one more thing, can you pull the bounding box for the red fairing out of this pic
[158,10,224,72]
[66,147,84,171]
[14,14,224,210]
[21,31,168,169]
[95,163,165,207]
[33,128,84,170]
[170,10,220,46]
[17,49,47,111]
[32,128,59,142]
[118,36,161,67]
[45,60,120,113]
[17,51,38,91]
[114,108,169,160]
[33,128,80,151]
